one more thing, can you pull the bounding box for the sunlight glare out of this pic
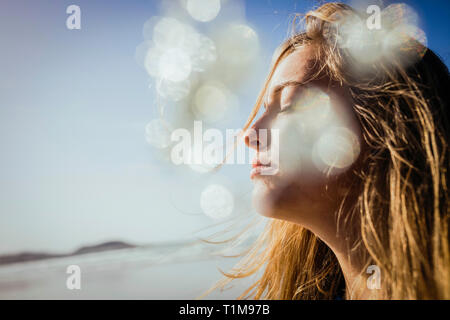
[186,0,221,22]
[200,184,234,219]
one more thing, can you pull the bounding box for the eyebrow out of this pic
[272,80,305,94]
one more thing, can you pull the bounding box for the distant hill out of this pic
[0,241,136,266]
[73,241,135,255]
[0,252,64,265]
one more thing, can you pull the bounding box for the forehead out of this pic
[270,46,315,89]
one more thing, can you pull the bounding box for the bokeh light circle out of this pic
[193,83,231,122]
[144,46,163,78]
[158,48,192,82]
[383,24,427,62]
[153,17,192,50]
[217,24,259,65]
[156,78,191,102]
[188,34,217,72]
[187,0,221,22]
[200,184,234,219]
[313,127,360,172]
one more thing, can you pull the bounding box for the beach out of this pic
[0,242,253,299]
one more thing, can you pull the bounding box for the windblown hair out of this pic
[210,3,449,299]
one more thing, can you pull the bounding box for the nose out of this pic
[244,113,272,152]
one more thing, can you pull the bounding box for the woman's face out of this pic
[245,46,362,228]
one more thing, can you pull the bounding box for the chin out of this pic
[251,176,283,217]
[251,173,330,224]
[251,175,296,219]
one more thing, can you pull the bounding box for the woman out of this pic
[212,2,449,299]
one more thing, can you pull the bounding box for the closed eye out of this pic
[279,104,293,113]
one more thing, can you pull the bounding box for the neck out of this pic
[303,212,379,299]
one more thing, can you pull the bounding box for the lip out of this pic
[252,159,264,168]
[250,158,272,179]
[250,165,265,179]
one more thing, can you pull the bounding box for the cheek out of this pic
[272,96,361,180]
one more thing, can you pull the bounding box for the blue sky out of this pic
[0,0,448,254]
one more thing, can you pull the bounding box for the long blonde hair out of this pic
[210,2,449,299]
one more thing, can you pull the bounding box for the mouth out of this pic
[250,165,265,179]
[250,158,274,179]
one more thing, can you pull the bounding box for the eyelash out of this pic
[264,100,292,111]
[279,104,292,113]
